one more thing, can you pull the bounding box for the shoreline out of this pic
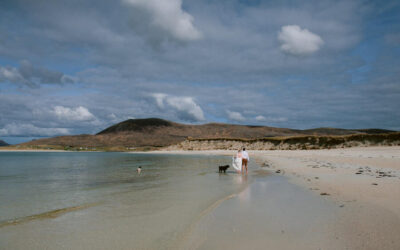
[1,143,399,153]
[0,149,69,152]
[146,147,400,214]
[145,146,400,249]
[3,146,399,215]
[1,147,399,248]
[2,147,399,214]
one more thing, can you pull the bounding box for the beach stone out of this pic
[320,192,330,196]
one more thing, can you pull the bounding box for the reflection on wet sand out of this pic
[180,174,346,250]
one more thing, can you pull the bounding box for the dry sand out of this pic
[252,146,400,250]
[251,147,400,216]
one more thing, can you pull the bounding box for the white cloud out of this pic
[123,0,202,42]
[278,25,324,56]
[166,96,205,121]
[227,111,245,122]
[0,123,70,137]
[108,113,118,121]
[0,60,74,87]
[255,115,266,122]
[53,106,96,121]
[255,116,288,123]
[151,93,205,121]
[0,66,32,87]
[152,93,168,108]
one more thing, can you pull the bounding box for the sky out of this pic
[0,0,399,144]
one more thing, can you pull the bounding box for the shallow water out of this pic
[0,152,346,250]
[0,152,251,249]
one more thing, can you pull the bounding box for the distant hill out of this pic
[0,139,9,147]
[19,118,398,150]
[97,118,173,134]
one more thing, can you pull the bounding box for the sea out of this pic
[0,151,251,249]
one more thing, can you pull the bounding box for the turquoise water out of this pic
[0,152,246,221]
[0,151,251,249]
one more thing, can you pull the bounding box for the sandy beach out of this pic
[250,146,400,249]
[253,147,400,249]
[152,146,400,249]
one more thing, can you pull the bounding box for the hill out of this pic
[18,118,398,150]
[0,139,9,147]
[97,118,173,134]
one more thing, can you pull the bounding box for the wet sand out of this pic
[153,147,400,249]
[180,174,347,249]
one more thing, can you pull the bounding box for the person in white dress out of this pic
[232,149,242,173]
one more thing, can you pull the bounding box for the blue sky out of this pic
[0,0,399,144]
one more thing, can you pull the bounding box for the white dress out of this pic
[232,156,242,172]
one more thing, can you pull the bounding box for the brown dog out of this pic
[219,165,230,173]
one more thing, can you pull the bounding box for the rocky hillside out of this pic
[19,118,397,150]
[0,139,9,147]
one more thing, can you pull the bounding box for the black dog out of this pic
[219,165,230,173]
